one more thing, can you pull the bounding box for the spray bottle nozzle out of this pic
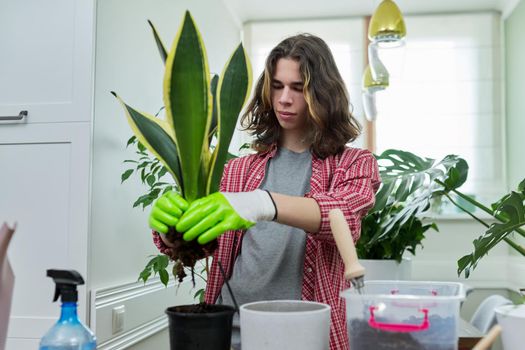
[46,269,84,303]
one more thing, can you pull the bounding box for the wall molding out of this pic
[96,316,167,350]
[90,276,205,347]
[502,0,522,19]
[91,277,176,313]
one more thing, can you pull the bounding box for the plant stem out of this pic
[451,188,493,214]
[185,267,207,283]
[503,237,525,256]
[443,193,489,228]
[435,179,525,238]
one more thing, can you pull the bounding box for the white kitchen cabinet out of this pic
[0,0,95,348]
[0,0,94,124]
[0,122,91,349]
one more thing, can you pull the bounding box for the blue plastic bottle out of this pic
[39,269,96,350]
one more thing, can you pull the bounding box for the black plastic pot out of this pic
[165,304,236,350]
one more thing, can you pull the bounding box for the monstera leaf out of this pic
[365,150,468,247]
[457,179,525,277]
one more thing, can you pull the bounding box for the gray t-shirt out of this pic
[220,147,312,348]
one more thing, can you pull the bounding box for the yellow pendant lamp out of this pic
[363,0,406,121]
[368,0,406,46]
[362,65,388,121]
[362,64,388,93]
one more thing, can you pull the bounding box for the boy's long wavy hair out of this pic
[241,34,362,159]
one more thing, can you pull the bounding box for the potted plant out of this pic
[113,11,252,350]
[441,178,525,350]
[442,178,525,278]
[356,149,469,280]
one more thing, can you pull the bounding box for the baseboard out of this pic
[91,276,205,347]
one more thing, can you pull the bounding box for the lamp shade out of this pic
[362,64,388,93]
[368,0,406,44]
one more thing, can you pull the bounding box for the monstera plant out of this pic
[356,149,525,279]
[356,149,468,262]
[113,11,252,284]
[448,178,525,278]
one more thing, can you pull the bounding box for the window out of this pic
[375,13,505,200]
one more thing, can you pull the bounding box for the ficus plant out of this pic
[114,11,252,286]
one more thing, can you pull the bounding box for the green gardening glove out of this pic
[176,190,277,244]
[149,191,189,234]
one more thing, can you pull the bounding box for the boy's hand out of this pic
[149,191,189,234]
[176,190,276,244]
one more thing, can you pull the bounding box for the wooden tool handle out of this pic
[329,209,365,280]
[472,324,502,350]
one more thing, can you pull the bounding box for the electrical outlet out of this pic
[112,305,125,334]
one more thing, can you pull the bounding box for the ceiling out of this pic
[222,0,521,23]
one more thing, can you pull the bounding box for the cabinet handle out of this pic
[0,110,28,121]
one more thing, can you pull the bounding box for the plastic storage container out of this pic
[341,281,465,350]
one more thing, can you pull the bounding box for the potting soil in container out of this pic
[341,281,465,350]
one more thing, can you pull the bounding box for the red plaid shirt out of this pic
[154,145,380,350]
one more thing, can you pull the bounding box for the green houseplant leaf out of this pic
[367,150,467,246]
[208,74,219,144]
[112,92,182,189]
[164,11,212,202]
[148,20,168,63]
[207,44,252,193]
[456,182,525,277]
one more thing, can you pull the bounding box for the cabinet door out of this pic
[0,122,91,349]
[0,0,94,124]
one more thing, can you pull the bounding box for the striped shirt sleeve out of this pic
[306,150,380,243]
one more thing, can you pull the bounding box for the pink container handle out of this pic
[368,306,430,333]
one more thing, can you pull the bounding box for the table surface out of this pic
[459,318,484,350]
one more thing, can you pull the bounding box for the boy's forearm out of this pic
[270,192,321,233]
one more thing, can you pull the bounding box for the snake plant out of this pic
[113,11,252,203]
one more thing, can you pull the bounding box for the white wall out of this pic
[412,218,510,285]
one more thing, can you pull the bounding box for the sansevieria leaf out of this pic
[164,11,211,202]
[208,74,219,145]
[207,44,252,193]
[112,92,182,190]
[148,20,168,64]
